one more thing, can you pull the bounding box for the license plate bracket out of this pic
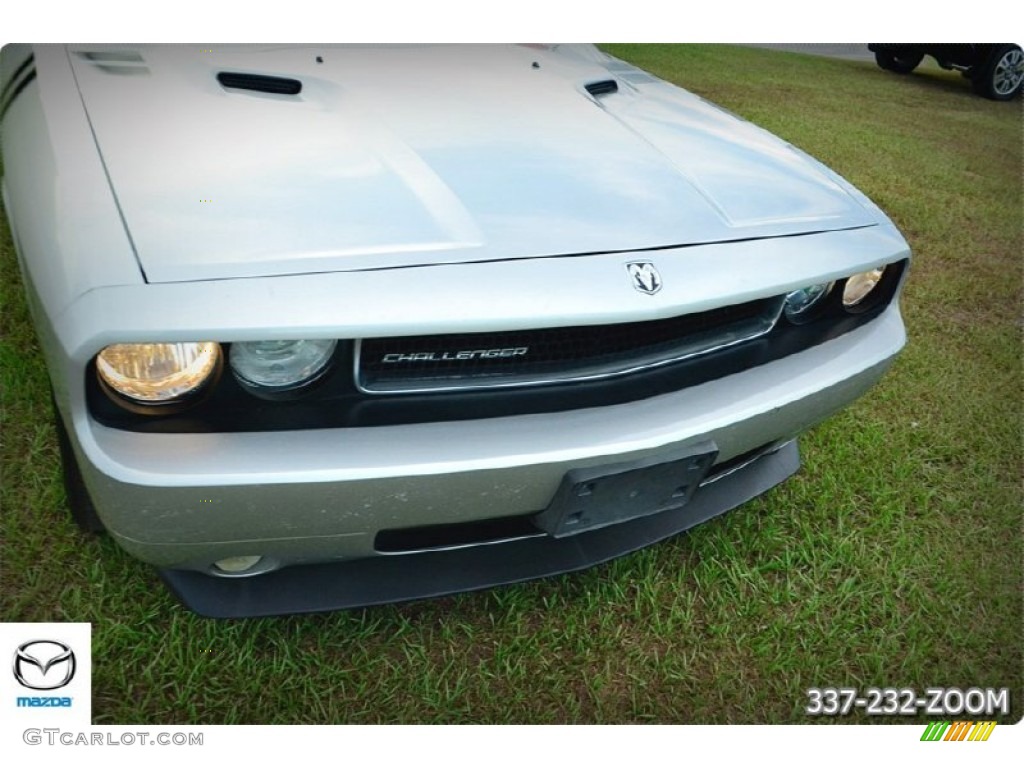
[534,441,718,538]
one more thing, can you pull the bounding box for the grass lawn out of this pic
[1,44,1020,724]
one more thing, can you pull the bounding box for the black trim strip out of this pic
[0,53,34,104]
[0,66,37,123]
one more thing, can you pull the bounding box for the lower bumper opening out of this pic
[373,441,778,554]
[375,515,542,554]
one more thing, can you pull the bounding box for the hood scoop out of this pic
[216,71,303,95]
[585,79,618,97]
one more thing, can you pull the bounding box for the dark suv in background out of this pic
[869,44,1023,100]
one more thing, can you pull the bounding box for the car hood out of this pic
[70,45,879,283]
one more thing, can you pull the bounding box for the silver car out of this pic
[0,44,909,617]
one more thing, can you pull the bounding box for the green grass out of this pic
[1,44,1020,724]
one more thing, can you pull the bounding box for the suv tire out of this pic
[971,44,1024,100]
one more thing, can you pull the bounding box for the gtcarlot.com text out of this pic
[23,729,203,747]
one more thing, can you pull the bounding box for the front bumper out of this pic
[69,304,905,616]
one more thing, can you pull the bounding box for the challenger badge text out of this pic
[381,347,529,364]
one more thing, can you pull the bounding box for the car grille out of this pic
[355,296,783,393]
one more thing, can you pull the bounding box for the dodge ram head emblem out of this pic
[626,262,662,295]
[12,640,76,690]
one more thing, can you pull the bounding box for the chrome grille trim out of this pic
[354,297,785,395]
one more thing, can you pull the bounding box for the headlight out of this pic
[230,339,337,391]
[97,342,221,405]
[783,282,833,323]
[843,267,886,308]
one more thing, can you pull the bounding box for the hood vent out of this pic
[80,51,144,63]
[217,72,302,95]
[76,50,149,76]
[585,79,618,97]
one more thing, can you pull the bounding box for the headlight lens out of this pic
[783,282,833,322]
[843,267,886,307]
[230,339,337,391]
[97,342,221,404]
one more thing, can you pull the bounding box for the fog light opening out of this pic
[212,555,265,576]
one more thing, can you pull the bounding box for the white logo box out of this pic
[0,623,92,725]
